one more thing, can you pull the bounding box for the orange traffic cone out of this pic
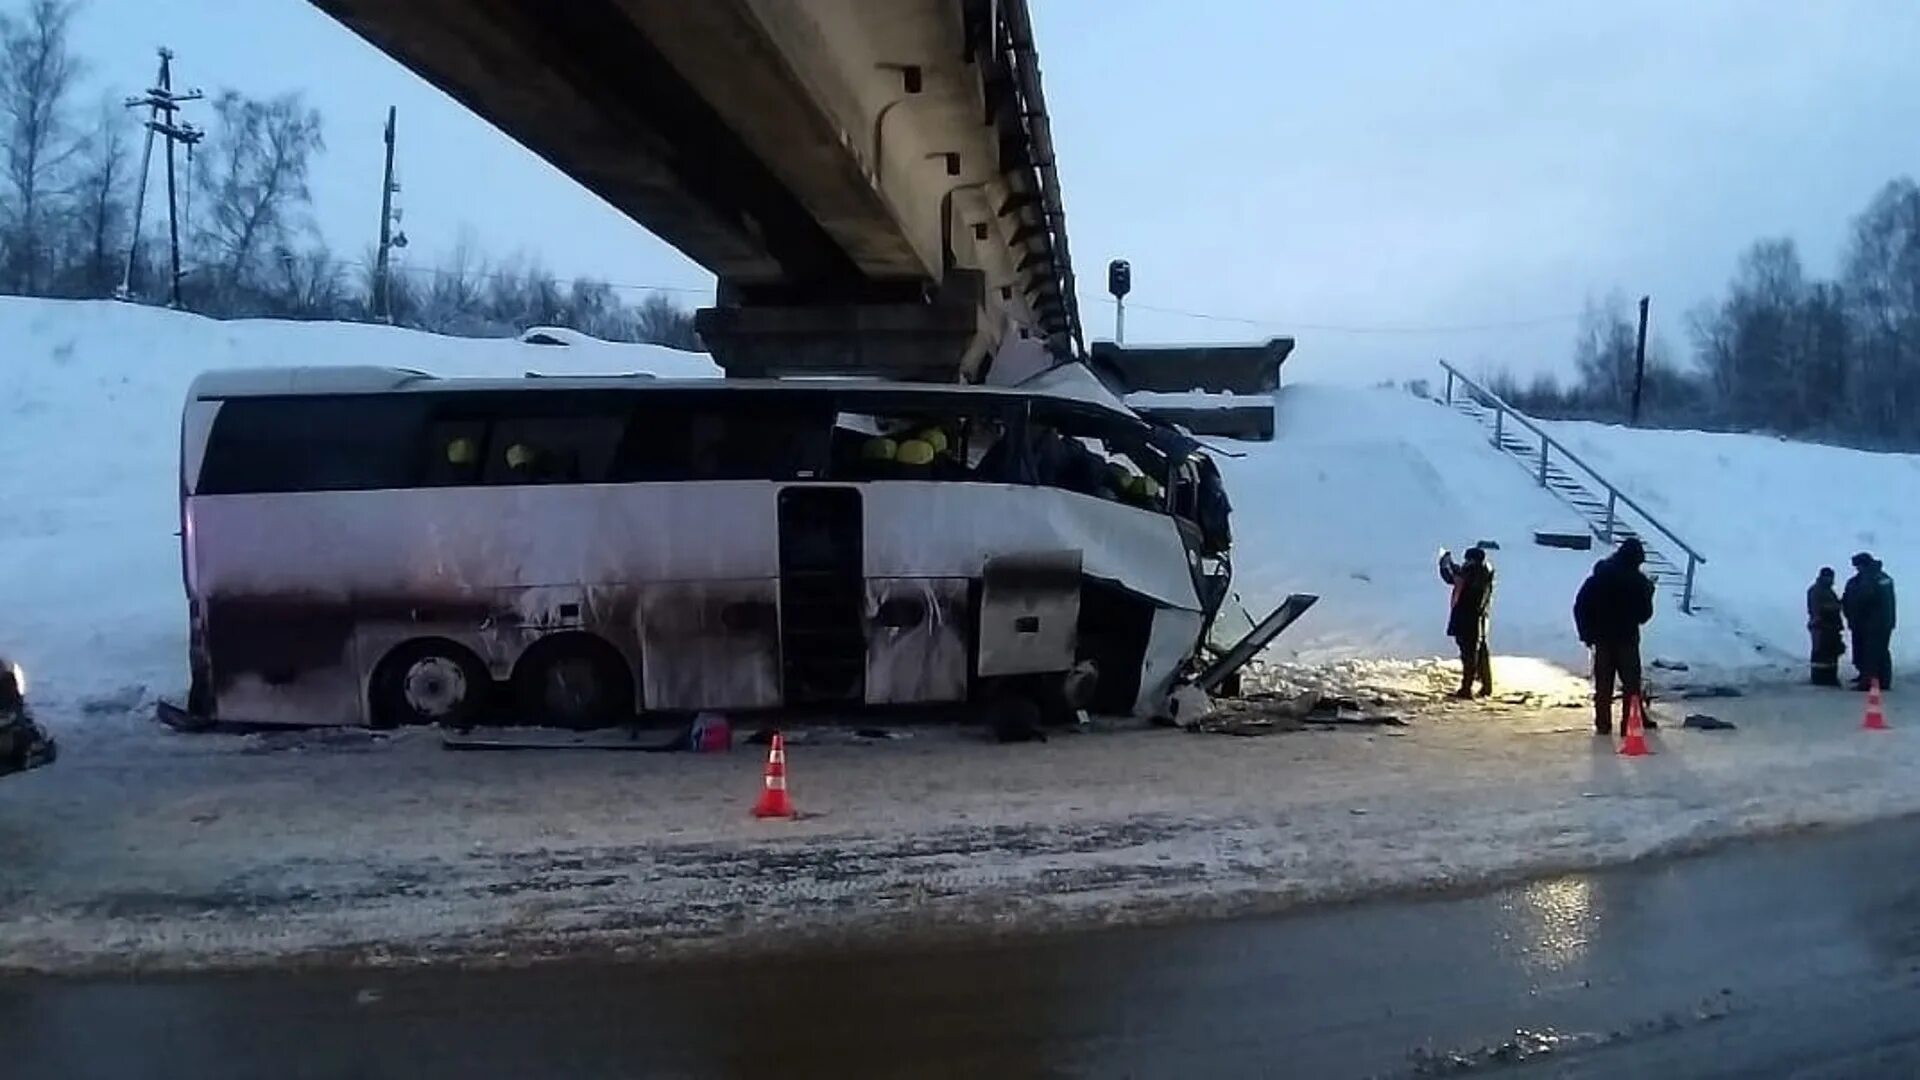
[1863,680,1890,731]
[752,732,795,818]
[1619,694,1652,757]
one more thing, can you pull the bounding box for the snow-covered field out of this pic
[4,296,1920,971]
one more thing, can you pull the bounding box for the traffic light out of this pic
[1107,258,1131,300]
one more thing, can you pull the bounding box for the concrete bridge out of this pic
[313,0,1084,382]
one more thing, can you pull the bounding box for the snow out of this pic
[1218,386,1780,678]
[5,296,1920,971]
[1543,418,1920,671]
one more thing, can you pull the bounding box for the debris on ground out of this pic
[1673,685,1743,700]
[1188,688,1406,736]
[1683,714,1737,731]
[1652,658,1693,672]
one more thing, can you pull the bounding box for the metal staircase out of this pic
[1439,362,1708,614]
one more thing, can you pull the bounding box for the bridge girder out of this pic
[314,0,1084,379]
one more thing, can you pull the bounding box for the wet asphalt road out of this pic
[9,819,1920,1079]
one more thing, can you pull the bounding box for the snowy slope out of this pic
[0,298,716,704]
[1544,418,1920,672]
[1219,385,1767,674]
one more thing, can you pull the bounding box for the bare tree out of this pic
[193,89,323,302]
[65,96,131,296]
[0,0,84,293]
[1841,178,1920,439]
[267,244,348,318]
[417,228,489,334]
[633,292,701,350]
[567,276,617,338]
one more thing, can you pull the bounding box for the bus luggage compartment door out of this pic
[977,551,1082,677]
[638,581,782,712]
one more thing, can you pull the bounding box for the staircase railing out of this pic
[1440,360,1706,614]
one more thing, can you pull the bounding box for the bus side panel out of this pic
[190,484,782,593]
[859,483,1202,612]
[201,593,367,727]
[638,580,782,711]
[864,578,970,705]
[1136,607,1207,717]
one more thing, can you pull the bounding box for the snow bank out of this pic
[1219,386,1769,675]
[0,298,714,707]
[1545,419,1920,672]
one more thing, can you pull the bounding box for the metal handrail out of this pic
[1439,360,1707,613]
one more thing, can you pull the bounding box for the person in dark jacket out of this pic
[1439,546,1495,699]
[1574,538,1656,734]
[1842,553,1897,691]
[1807,567,1846,687]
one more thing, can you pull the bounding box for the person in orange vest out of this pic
[1439,546,1495,700]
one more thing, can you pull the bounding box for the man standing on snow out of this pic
[1574,538,1656,734]
[1807,567,1846,687]
[1842,553,1897,690]
[1439,546,1495,700]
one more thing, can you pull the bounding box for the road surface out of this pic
[8,817,1920,1078]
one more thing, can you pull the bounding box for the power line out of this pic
[343,257,711,297]
[1087,296,1582,336]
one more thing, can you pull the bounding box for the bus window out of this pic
[1026,409,1171,511]
[614,401,830,482]
[832,412,968,481]
[484,415,624,485]
[424,420,488,487]
[197,396,427,494]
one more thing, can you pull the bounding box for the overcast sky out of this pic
[65,1,1920,383]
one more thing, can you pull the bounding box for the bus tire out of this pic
[511,633,635,730]
[369,639,490,731]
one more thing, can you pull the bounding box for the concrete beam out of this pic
[698,272,986,381]
[1090,339,1297,396]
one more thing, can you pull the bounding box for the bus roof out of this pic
[186,365,1143,419]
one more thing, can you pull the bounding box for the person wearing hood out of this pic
[1574,537,1657,735]
[1807,567,1846,687]
[1842,552,1896,691]
[1439,546,1495,699]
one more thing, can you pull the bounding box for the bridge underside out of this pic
[315,0,1083,381]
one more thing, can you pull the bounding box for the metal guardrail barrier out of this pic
[1440,361,1706,614]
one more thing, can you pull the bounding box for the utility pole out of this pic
[1630,295,1650,425]
[373,106,404,322]
[119,48,201,305]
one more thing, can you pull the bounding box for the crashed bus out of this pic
[175,364,1242,730]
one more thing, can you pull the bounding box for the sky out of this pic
[63,0,1920,384]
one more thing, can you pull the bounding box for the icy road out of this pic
[4,677,1920,973]
[9,815,1920,1078]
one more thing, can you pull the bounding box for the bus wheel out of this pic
[370,639,489,731]
[512,634,634,730]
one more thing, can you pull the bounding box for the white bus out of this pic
[177,365,1235,729]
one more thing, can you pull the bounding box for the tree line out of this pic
[0,0,702,348]
[1487,177,1920,449]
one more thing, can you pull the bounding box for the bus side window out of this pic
[424,420,488,487]
[485,416,624,486]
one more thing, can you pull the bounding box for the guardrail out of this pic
[1440,361,1706,614]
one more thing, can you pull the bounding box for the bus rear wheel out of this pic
[370,639,490,731]
[512,634,634,730]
